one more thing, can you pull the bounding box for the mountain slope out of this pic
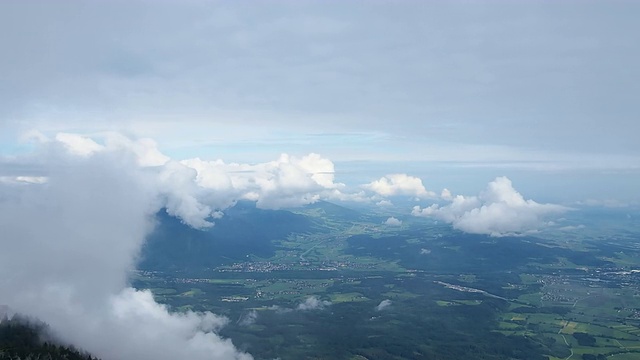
[139,201,314,272]
[0,316,99,360]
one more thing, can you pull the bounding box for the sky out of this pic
[0,2,639,360]
[0,0,638,204]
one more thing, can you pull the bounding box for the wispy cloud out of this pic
[376,299,392,311]
[238,310,258,327]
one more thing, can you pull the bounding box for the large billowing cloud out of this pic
[34,132,348,228]
[412,177,568,236]
[362,174,435,199]
[181,152,341,210]
[0,140,251,360]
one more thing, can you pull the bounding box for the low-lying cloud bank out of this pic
[412,177,568,236]
[0,141,252,360]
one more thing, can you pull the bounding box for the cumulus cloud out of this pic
[181,152,343,210]
[412,177,568,236]
[296,296,331,311]
[384,217,402,226]
[104,134,170,167]
[0,142,251,360]
[362,174,436,198]
[376,299,392,311]
[156,161,219,228]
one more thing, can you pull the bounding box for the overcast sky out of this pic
[1,0,639,202]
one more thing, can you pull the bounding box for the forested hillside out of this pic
[0,316,99,360]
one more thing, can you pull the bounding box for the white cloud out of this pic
[296,296,331,311]
[412,177,568,236]
[104,134,170,167]
[384,217,402,226]
[325,189,370,203]
[55,132,105,157]
[440,188,452,200]
[157,161,217,228]
[376,299,392,311]
[21,133,355,229]
[376,200,393,207]
[362,174,436,198]
[0,144,251,360]
[180,152,344,210]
